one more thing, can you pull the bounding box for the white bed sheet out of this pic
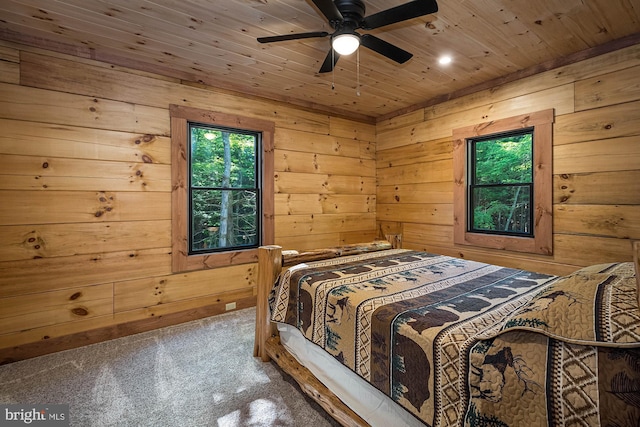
[277,323,425,427]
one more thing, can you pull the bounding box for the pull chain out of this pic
[331,48,335,90]
[356,48,360,96]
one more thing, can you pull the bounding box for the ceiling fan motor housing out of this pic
[332,0,366,28]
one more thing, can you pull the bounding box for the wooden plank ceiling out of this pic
[0,0,639,122]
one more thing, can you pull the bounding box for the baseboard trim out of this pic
[0,296,256,365]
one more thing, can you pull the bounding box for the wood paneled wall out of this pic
[0,41,376,361]
[2,38,639,361]
[377,43,640,276]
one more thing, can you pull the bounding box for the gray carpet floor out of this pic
[0,307,341,427]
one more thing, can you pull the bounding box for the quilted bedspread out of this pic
[270,250,640,426]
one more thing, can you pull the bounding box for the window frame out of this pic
[468,127,534,238]
[170,105,274,273]
[187,122,261,255]
[453,109,554,255]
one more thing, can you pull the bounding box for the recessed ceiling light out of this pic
[439,55,452,65]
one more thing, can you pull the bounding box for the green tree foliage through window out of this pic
[470,130,533,236]
[189,124,259,253]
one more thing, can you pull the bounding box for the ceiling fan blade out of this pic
[257,31,329,43]
[310,0,343,22]
[360,34,412,64]
[361,0,438,30]
[318,49,341,73]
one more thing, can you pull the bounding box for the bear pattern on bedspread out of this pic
[466,334,640,426]
[271,250,640,426]
[467,262,640,426]
[271,250,556,425]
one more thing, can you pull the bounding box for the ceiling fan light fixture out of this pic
[332,33,360,55]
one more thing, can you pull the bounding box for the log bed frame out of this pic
[253,238,640,426]
[253,235,402,427]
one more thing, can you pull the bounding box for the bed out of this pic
[254,237,640,426]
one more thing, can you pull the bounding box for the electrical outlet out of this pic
[225,302,236,311]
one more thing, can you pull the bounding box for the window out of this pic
[170,105,274,272]
[469,128,533,237]
[189,124,259,253]
[453,109,554,255]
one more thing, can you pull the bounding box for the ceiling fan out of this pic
[257,0,439,73]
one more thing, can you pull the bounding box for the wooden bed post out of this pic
[253,245,282,362]
[385,234,401,249]
[632,240,639,308]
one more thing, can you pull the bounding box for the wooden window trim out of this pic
[170,104,275,272]
[453,109,554,255]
